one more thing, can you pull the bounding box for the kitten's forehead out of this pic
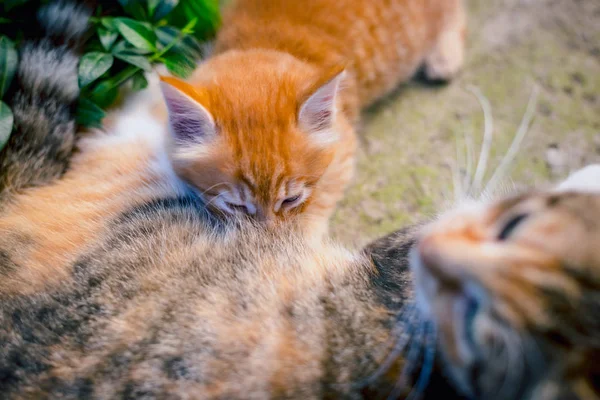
[188,50,318,121]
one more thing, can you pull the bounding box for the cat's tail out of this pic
[0,0,91,197]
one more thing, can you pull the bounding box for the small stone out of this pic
[571,72,586,86]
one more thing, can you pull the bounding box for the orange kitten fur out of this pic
[160,0,466,235]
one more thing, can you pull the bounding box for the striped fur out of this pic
[0,1,90,198]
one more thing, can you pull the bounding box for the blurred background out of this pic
[330,0,600,245]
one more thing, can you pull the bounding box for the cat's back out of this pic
[0,199,398,398]
[216,0,463,106]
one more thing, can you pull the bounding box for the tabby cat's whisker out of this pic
[467,85,494,197]
[387,319,427,400]
[405,321,437,400]
[463,123,475,197]
[523,336,546,391]
[452,132,465,203]
[358,305,415,386]
[498,330,525,399]
[484,86,539,195]
[357,304,418,388]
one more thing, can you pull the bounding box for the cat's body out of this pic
[0,3,459,398]
[3,2,599,400]
[160,0,466,235]
[408,167,600,399]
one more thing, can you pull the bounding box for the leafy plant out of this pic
[0,0,220,151]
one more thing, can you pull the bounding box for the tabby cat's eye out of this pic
[497,214,529,240]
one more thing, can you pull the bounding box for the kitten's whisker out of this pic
[199,182,230,197]
[203,192,232,217]
[467,85,494,197]
[387,319,427,400]
[405,321,437,400]
[484,86,539,195]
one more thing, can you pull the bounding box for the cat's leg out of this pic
[423,0,466,82]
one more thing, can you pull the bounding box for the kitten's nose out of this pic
[254,206,275,223]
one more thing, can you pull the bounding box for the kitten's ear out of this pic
[160,78,215,144]
[298,68,346,145]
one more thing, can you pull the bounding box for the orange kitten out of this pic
[160,0,467,235]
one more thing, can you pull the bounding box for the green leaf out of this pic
[0,36,18,98]
[168,0,220,40]
[100,17,119,31]
[156,26,202,59]
[0,101,13,151]
[115,53,152,71]
[148,0,162,15]
[89,80,120,108]
[98,28,119,51]
[131,71,148,91]
[5,0,29,12]
[76,98,106,128]
[181,17,197,34]
[78,52,114,87]
[114,18,157,52]
[162,49,195,78]
[118,0,148,21]
[112,39,153,56]
[151,0,179,21]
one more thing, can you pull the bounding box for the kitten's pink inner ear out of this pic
[160,82,216,144]
[298,70,346,143]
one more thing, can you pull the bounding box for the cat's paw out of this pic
[555,164,600,193]
[423,31,465,82]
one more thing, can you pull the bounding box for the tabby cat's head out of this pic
[412,167,600,399]
[159,50,351,225]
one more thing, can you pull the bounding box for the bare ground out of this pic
[331,0,600,246]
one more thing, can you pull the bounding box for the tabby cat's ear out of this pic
[298,68,346,145]
[160,78,215,144]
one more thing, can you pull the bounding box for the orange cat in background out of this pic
[161,0,467,235]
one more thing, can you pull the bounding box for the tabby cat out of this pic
[1,2,598,400]
[158,0,467,235]
[408,164,600,399]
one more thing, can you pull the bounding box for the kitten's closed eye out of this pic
[282,194,301,206]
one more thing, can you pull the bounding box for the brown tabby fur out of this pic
[161,0,466,235]
[1,129,462,398]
